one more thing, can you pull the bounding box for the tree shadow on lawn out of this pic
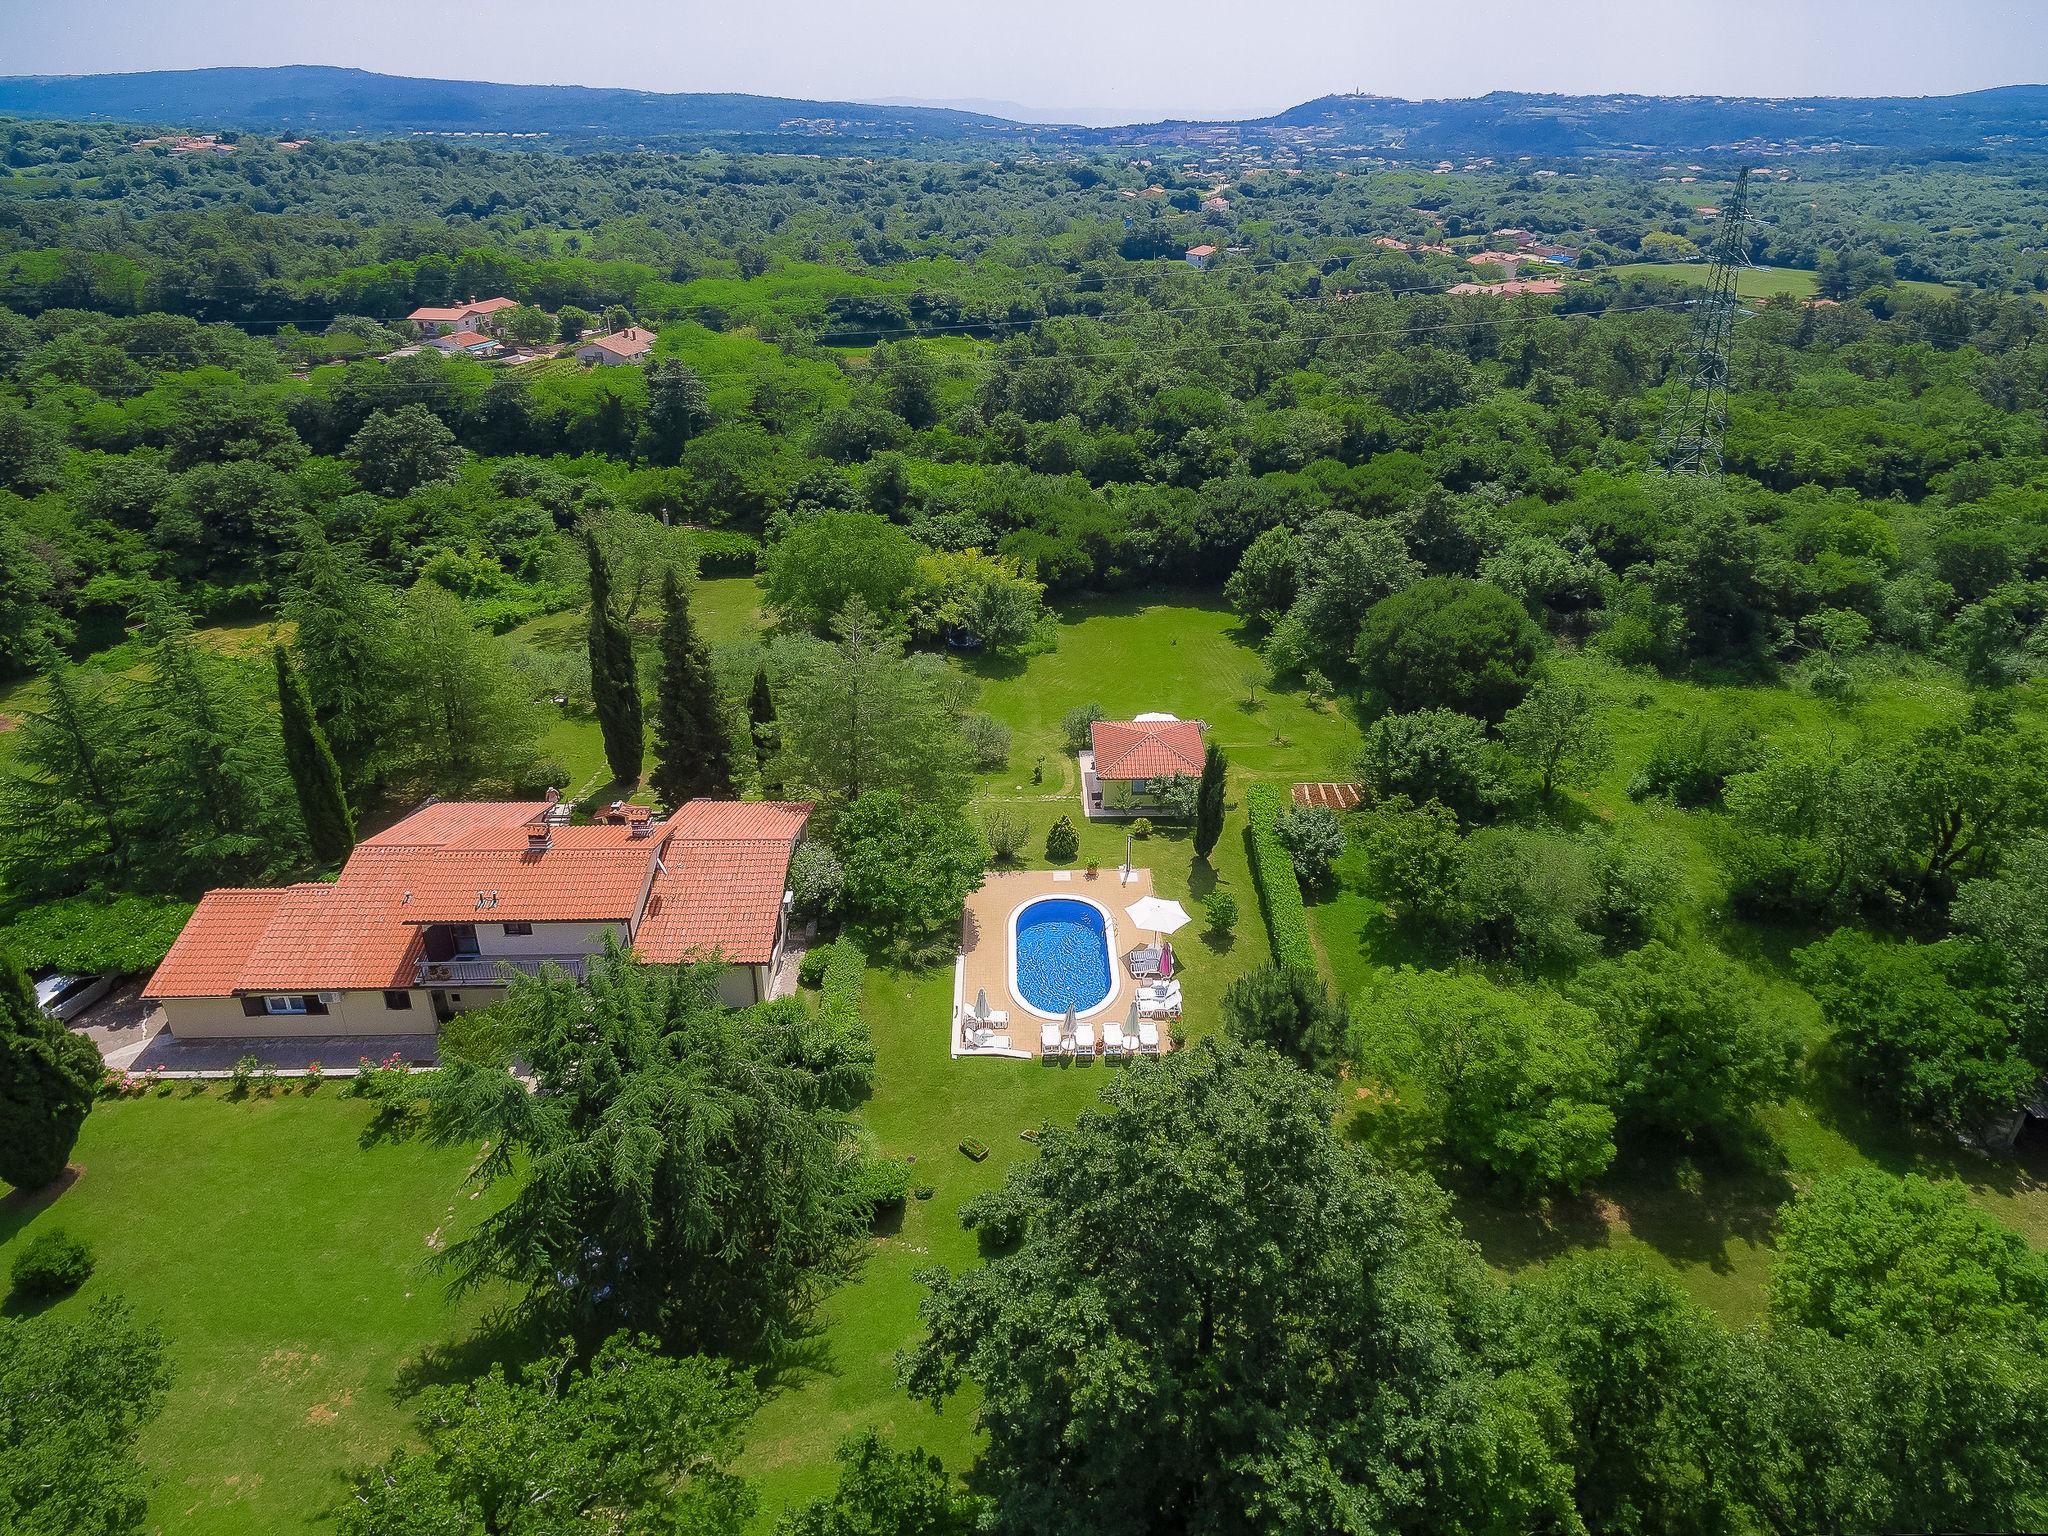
[0,1164,81,1251]
[1598,1141,1794,1274]
[390,1312,553,1403]
[1801,1044,2048,1200]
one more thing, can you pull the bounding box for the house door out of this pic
[430,990,456,1024]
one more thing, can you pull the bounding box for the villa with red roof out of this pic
[407,297,520,336]
[144,796,811,1039]
[1081,715,1207,819]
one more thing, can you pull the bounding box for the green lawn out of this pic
[1610,261,1957,302]
[14,592,2048,1532]
[0,1093,494,1536]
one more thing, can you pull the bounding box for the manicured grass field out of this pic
[13,590,2048,1534]
[0,1093,494,1536]
[1611,261,1957,302]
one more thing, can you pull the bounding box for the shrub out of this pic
[798,948,831,988]
[980,805,1029,863]
[961,1183,1032,1251]
[1204,890,1239,934]
[1045,814,1080,862]
[1356,709,1510,823]
[1628,713,1760,808]
[690,527,762,574]
[1245,783,1315,973]
[1130,817,1154,840]
[848,1156,910,1222]
[228,1055,258,1097]
[818,937,868,1030]
[961,712,1012,771]
[10,1227,93,1300]
[788,841,845,919]
[1274,804,1346,887]
[1061,703,1107,752]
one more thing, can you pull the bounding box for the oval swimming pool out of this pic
[1011,897,1115,1018]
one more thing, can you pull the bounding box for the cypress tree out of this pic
[747,662,779,792]
[275,646,355,864]
[0,947,101,1190]
[585,532,644,785]
[1193,742,1228,860]
[650,568,736,807]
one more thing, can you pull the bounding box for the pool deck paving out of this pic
[957,865,1166,1060]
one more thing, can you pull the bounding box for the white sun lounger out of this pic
[1073,1021,1096,1056]
[1137,982,1183,1020]
[1102,1021,1127,1058]
[1137,1020,1162,1053]
[1041,1021,1065,1056]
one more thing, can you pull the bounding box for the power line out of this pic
[1655,167,1753,478]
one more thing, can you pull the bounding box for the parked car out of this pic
[34,972,113,1022]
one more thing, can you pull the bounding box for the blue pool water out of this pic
[1014,898,1113,1015]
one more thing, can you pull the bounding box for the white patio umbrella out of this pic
[974,987,990,1023]
[1063,1005,1078,1041]
[1124,895,1191,944]
[1126,997,1141,1033]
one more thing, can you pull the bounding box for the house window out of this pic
[264,995,308,1015]
[501,921,533,937]
[1129,778,1152,795]
[383,990,413,1011]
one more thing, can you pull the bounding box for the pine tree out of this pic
[650,568,735,807]
[1193,742,1228,860]
[585,531,644,785]
[128,593,303,891]
[747,662,779,792]
[275,646,355,864]
[286,537,401,793]
[0,662,131,898]
[0,947,101,1190]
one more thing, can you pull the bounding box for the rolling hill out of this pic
[0,66,2043,157]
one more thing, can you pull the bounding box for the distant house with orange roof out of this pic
[143,795,812,1038]
[574,326,657,366]
[1185,244,1218,269]
[1447,279,1565,297]
[425,328,504,358]
[1083,715,1207,818]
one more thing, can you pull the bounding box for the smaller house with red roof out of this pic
[1185,244,1218,270]
[1083,715,1207,819]
[425,328,504,358]
[143,795,812,1040]
[573,326,657,366]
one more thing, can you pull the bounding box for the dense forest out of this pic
[5,111,2048,1535]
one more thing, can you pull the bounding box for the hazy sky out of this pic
[5,0,2047,123]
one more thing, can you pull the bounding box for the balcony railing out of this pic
[415,954,590,987]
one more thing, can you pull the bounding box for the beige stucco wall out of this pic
[472,920,622,959]
[161,988,436,1039]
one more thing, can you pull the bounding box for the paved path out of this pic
[110,1029,440,1077]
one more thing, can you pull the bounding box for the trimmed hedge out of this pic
[690,527,762,574]
[818,936,867,1029]
[1245,781,1316,973]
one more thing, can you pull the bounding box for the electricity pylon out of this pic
[1655,166,1753,478]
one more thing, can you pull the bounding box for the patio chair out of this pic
[1103,1020,1127,1058]
[1128,944,1166,979]
[1137,982,1183,1020]
[1137,1020,1162,1053]
[1074,1021,1096,1056]
[1040,1020,1065,1057]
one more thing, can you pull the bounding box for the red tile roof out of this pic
[396,845,660,924]
[408,305,472,323]
[1186,244,1218,258]
[145,798,811,999]
[360,801,548,848]
[466,296,518,314]
[1091,719,1206,780]
[635,802,811,966]
[580,327,656,359]
[144,890,290,998]
[436,329,496,349]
